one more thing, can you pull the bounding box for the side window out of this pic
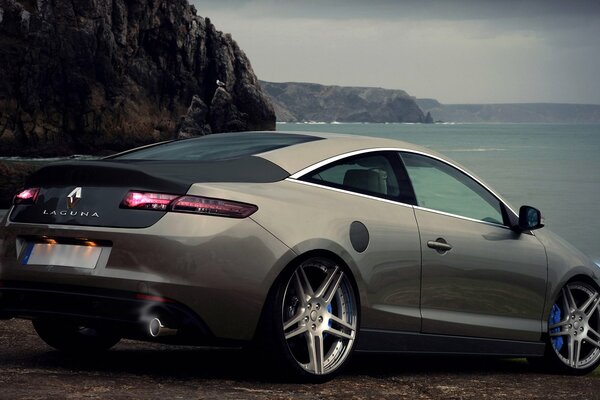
[401,152,505,225]
[300,152,414,202]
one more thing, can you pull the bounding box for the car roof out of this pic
[256,131,442,175]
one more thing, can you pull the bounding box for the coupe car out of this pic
[0,131,599,380]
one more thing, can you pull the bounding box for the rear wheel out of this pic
[33,319,121,353]
[533,281,600,374]
[265,257,359,381]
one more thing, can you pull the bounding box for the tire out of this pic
[33,319,121,353]
[530,280,600,375]
[262,256,359,382]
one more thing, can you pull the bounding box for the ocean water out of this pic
[278,123,600,262]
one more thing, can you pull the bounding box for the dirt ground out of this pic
[0,319,597,400]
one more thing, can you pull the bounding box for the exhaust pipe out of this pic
[147,317,178,338]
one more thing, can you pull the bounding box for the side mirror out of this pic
[518,205,545,232]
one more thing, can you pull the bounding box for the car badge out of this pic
[67,187,83,209]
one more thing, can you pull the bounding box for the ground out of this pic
[0,319,598,400]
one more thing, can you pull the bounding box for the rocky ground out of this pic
[0,319,597,399]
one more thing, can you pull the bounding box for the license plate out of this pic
[21,242,103,269]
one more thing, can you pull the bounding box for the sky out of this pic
[190,0,600,104]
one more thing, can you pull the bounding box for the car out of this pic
[0,131,599,380]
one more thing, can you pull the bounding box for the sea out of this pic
[278,122,600,263]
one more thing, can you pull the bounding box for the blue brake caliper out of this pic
[549,304,563,351]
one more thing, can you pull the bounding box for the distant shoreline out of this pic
[276,121,600,126]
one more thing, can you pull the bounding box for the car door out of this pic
[400,152,547,341]
[299,151,422,332]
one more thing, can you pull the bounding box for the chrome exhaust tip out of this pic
[147,317,177,337]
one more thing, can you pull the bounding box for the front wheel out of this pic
[265,257,359,381]
[532,281,600,374]
[33,319,121,353]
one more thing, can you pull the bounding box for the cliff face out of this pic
[261,81,427,123]
[0,0,275,156]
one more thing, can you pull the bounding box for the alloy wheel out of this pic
[548,282,600,370]
[281,259,358,375]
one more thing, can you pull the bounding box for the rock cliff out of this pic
[0,0,275,156]
[261,81,428,123]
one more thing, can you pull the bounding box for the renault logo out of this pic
[67,187,83,209]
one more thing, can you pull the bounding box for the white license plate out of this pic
[21,243,103,269]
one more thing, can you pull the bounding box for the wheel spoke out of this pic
[324,271,345,304]
[574,340,582,368]
[284,324,307,340]
[567,337,583,368]
[587,327,600,342]
[562,290,571,316]
[585,336,600,349]
[315,266,339,298]
[293,271,308,303]
[297,268,314,298]
[329,314,356,331]
[581,293,599,314]
[564,287,577,311]
[306,333,324,374]
[549,330,568,337]
[325,326,354,340]
[568,337,576,367]
[283,311,305,331]
[549,319,571,330]
[585,301,600,319]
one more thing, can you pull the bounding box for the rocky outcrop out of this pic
[261,81,427,123]
[0,0,275,156]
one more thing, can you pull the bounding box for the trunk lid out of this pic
[9,157,288,228]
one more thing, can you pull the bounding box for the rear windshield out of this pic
[112,132,321,161]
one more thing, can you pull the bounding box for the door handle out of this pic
[427,238,452,253]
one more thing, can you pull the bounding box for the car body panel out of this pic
[415,207,547,341]
[534,229,600,331]
[187,179,423,332]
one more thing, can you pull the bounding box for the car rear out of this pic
[0,132,321,344]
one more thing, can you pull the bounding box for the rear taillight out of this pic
[13,188,40,205]
[120,191,257,219]
[121,192,178,210]
[171,196,258,218]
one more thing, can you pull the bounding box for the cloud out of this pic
[190,0,600,103]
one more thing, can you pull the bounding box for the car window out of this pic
[400,152,505,225]
[112,132,321,161]
[301,152,415,203]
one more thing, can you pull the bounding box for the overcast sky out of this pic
[190,0,600,104]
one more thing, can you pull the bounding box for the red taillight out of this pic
[171,196,258,218]
[14,188,40,205]
[121,191,178,210]
[120,191,257,218]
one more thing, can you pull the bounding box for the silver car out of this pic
[1,131,599,380]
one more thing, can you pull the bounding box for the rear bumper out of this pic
[0,212,296,341]
[0,280,221,345]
